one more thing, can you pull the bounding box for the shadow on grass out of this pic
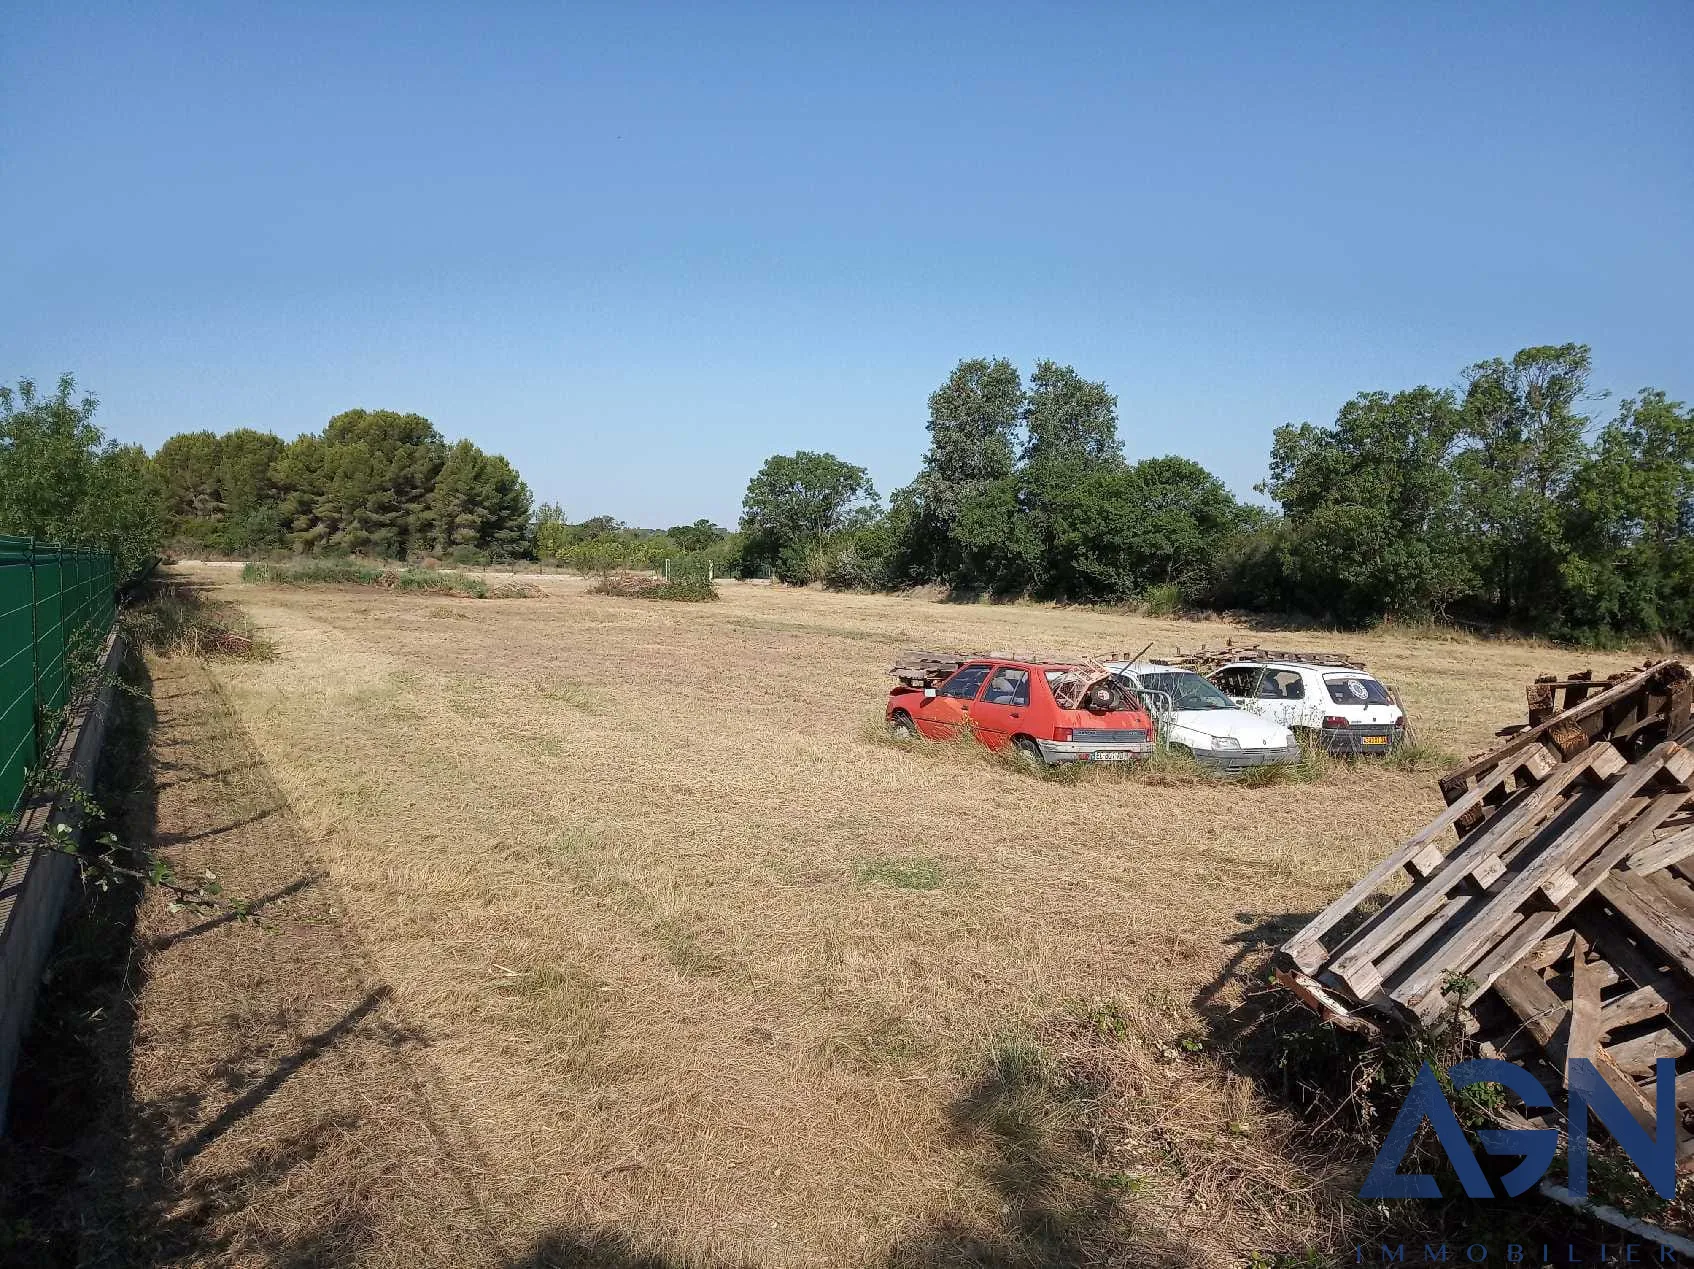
[0,650,157,1267]
[500,1042,1207,1269]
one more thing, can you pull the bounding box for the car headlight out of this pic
[1209,737,1241,751]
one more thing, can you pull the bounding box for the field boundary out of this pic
[0,626,123,1125]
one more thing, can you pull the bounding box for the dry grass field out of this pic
[121,567,1646,1267]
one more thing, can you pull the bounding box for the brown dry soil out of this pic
[0,572,1651,1268]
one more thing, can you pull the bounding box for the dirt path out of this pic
[109,654,502,1267]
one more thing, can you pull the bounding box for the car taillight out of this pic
[1053,726,1072,742]
[1323,716,1350,730]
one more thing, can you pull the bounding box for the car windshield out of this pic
[1130,671,1235,711]
[1325,675,1393,705]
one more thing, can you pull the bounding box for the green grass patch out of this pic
[651,917,729,975]
[1385,739,1458,773]
[854,855,944,890]
[242,558,383,586]
[241,558,532,598]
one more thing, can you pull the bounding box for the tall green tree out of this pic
[0,374,163,574]
[1018,361,1122,594]
[896,358,1024,583]
[667,519,725,552]
[1453,344,1594,625]
[319,409,445,557]
[1559,389,1694,640]
[1262,386,1471,623]
[0,375,103,544]
[429,439,533,557]
[740,451,878,581]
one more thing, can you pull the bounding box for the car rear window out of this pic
[1324,675,1393,705]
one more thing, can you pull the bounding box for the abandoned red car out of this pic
[886,658,1156,765]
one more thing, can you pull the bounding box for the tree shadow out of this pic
[500,1041,1210,1269]
[147,869,323,952]
[0,650,158,1267]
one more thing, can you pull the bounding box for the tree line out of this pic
[5,347,1690,648]
[738,345,1694,645]
[153,410,533,560]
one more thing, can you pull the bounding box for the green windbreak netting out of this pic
[0,536,117,826]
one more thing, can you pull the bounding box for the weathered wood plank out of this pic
[1566,938,1603,1084]
[1569,906,1694,1048]
[1598,868,1694,985]
[1329,745,1623,995]
[1444,663,1686,788]
[1627,824,1694,875]
[1462,788,1693,1009]
[1492,963,1659,1132]
[1397,753,1672,1021]
[1283,744,1567,974]
[1599,985,1670,1035]
[1604,1028,1687,1077]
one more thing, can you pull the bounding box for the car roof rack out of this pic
[892,650,1127,708]
[1166,642,1370,673]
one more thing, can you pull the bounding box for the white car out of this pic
[1208,659,1406,756]
[1104,661,1302,774]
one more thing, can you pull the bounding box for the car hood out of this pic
[1167,708,1293,749]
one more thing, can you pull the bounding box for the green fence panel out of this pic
[0,536,117,825]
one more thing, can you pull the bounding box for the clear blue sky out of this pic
[4,2,1690,527]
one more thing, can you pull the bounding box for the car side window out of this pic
[938,664,993,700]
[982,668,1030,707]
[1213,667,1258,698]
[1258,670,1305,700]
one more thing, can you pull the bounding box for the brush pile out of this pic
[1278,659,1694,1162]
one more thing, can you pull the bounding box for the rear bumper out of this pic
[1036,739,1155,765]
[1192,743,1304,773]
[1319,725,1400,756]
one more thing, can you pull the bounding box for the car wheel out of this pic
[1293,727,1320,754]
[889,710,918,740]
[1013,736,1046,768]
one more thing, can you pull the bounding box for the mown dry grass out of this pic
[165,566,1645,1266]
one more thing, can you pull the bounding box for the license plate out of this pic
[1090,751,1134,762]
[1362,735,1389,746]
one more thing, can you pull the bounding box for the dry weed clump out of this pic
[124,582,276,659]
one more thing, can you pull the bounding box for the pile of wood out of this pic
[1278,659,1694,1162]
[1168,641,1368,673]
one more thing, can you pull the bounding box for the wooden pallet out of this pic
[1439,661,1693,837]
[1286,741,1694,1028]
[1476,925,1694,1165]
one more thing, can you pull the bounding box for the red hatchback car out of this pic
[887,658,1156,766]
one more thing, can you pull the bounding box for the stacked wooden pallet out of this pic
[1278,659,1694,1161]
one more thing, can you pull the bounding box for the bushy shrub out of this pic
[1139,582,1182,616]
[651,575,718,602]
[393,568,488,597]
[588,570,718,602]
[242,559,383,585]
[241,557,530,598]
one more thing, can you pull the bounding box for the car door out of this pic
[970,665,1031,750]
[1211,665,1262,708]
[916,662,993,740]
[1253,667,1307,729]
